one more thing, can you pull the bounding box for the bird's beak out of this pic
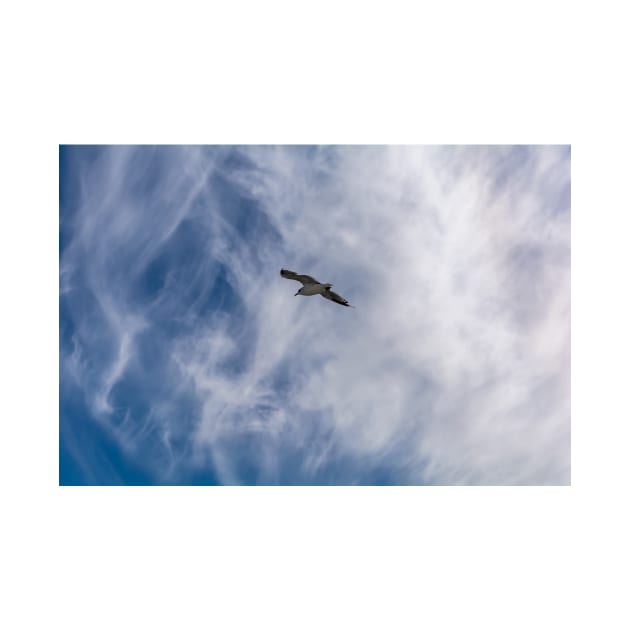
[294,291,299,296]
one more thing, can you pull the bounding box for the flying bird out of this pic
[280,268,355,307]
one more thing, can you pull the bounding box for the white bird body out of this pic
[280,269,354,307]
[297,282,332,296]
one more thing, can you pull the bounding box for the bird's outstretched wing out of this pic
[322,287,354,308]
[280,268,320,285]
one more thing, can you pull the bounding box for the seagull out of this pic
[280,268,355,307]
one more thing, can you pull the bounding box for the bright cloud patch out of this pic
[59,145,570,484]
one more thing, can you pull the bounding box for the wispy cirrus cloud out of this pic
[59,145,570,484]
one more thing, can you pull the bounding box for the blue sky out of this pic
[59,145,570,485]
